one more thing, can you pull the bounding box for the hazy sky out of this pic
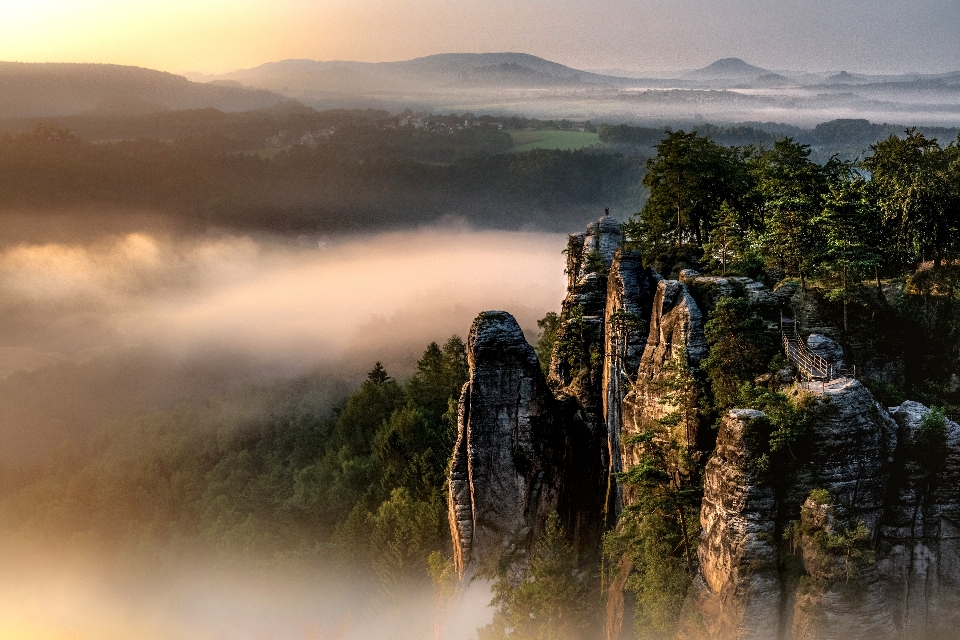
[1,0,958,75]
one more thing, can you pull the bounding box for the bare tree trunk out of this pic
[677,507,694,577]
[605,554,634,640]
[843,266,848,331]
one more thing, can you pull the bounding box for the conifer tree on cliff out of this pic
[749,138,834,287]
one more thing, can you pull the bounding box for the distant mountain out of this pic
[0,62,290,118]
[188,53,645,97]
[686,58,769,80]
[824,70,866,84]
[751,73,791,87]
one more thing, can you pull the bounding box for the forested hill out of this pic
[2,104,959,233]
[0,62,289,118]
[0,125,642,233]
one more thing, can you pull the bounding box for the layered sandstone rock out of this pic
[448,311,560,578]
[691,409,781,640]
[446,216,960,640]
[687,381,938,640]
[618,277,708,499]
[602,250,660,518]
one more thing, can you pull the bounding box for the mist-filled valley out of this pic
[4,38,960,640]
[0,223,566,639]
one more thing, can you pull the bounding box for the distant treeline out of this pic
[0,124,642,232]
[599,119,960,159]
[0,103,593,151]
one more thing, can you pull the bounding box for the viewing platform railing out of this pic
[780,314,854,383]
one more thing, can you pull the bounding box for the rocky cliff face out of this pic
[690,381,960,640]
[448,311,561,578]
[688,380,900,640]
[880,402,960,638]
[448,308,608,578]
[692,409,781,640]
[446,216,960,638]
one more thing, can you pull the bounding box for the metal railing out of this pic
[780,314,854,383]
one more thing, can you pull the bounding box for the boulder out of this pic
[806,333,845,369]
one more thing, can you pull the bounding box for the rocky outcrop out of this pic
[691,409,781,640]
[448,311,561,578]
[805,334,845,369]
[784,380,897,640]
[446,216,960,639]
[448,307,611,578]
[618,277,708,502]
[879,402,960,639]
[679,270,787,322]
[549,216,625,540]
[687,380,960,640]
[602,251,660,519]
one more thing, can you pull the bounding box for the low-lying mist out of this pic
[0,222,567,639]
[0,557,494,640]
[0,224,565,457]
[0,225,566,370]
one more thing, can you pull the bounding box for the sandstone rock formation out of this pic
[689,381,960,640]
[448,310,561,578]
[805,333,845,369]
[448,307,608,578]
[692,409,781,640]
[446,215,960,640]
[879,402,960,638]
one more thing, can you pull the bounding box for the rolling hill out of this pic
[0,62,291,118]
[187,53,645,96]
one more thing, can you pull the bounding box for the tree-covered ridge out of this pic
[0,337,468,594]
[627,129,960,410]
[0,125,643,233]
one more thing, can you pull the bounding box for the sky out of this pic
[1,0,959,75]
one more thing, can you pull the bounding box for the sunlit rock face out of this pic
[689,409,781,640]
[448,310,560,579]
[602,251,660,518]
[618,277,707,505]
[879,402,960,639]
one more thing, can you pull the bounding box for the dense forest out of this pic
[0,121,640,233]
[625,127,960,411]
[0,339,468,598]
[2,104,957,234]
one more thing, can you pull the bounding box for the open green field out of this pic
[507,129,600,153]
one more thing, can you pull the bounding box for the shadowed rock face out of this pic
[603,252,660,519]
[880,402,960,639]
[687,382,960,640]
[448,311,559,578]
[619,277,707,506]
[784,380,898,640]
